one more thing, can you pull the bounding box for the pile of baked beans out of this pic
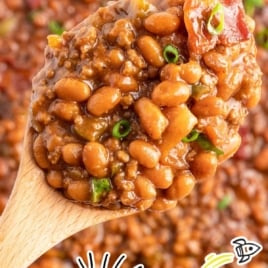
[31,0,261,210]
[1,0,267,267]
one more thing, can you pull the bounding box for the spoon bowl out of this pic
[0,120,137,268]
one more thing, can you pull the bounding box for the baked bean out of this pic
[160,105,197,163]
[46,170,63,189]
[120,190,137,206]
[166,171,195,200]
[108,48,125,68]
[83,142,109,177]
[108,73,138,92]
[160,63,181,81]
[203,117,229,146]
[144,12,180,35]
[114,175,134,191]
[0,158,9,177]
[54,77,91,102]
[190,151,218,181]
[49,100,80,121]
[116,150,130,163]
[135,97,168,140]
[142,164,174,189]
[151,80,191,107]
[135,199,155,210]
[236,82,262,108]
[218,133,241,163]
[151,197,177,211]
[179,60,202,84]
[87,86,121,116]
[66,180,90,201]
[137,36,164,67]
[129,140,160,168]
[192,96,228,117]
[6,128,24,144]
[121,60,139,76]
[203,51,229,73]
[254,146,268,171]
[127,49,147,69]
[199,177,215,195]
[62,143,83,166]
[134,175,156,199]
[125,160,138,180]
[217,67,244,100]
[33,134,50,169]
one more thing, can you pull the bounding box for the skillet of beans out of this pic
[31,0,262,210]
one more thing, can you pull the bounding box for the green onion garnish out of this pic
[196,134,224,156]
[207,3,225,35]
[182,131,224,156]
[48,20,65,35]
[182,129,200,142]
[163,44,180,63]
[91,178,111,203]
[256,28,268,50]
[112,119,131,139]
[217,195,232,210]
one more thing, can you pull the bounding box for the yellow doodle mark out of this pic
[201,252,235,268]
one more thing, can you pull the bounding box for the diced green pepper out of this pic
[191,84,210,100]
[74,116,108,141]
[91,178,111,203]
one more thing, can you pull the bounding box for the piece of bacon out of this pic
[184,0,251,56]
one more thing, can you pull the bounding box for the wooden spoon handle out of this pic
[0,129,135,268]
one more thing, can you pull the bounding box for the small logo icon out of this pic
[201,252,235,268]
[231,236,263,265]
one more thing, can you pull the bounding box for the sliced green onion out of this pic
[48,20,65,35]
[91,178,111,203]
[217,195,232,210]
[112,119,131,139]
[183,131,224,156]
[207,3,225,35]
[182,129,200,142]
[196,134,224,156]
[256,28,268,50]
[163,45,180,63]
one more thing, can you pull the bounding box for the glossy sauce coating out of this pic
[31,0,262,210]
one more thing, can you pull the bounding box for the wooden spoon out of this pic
[0,121,137,267]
